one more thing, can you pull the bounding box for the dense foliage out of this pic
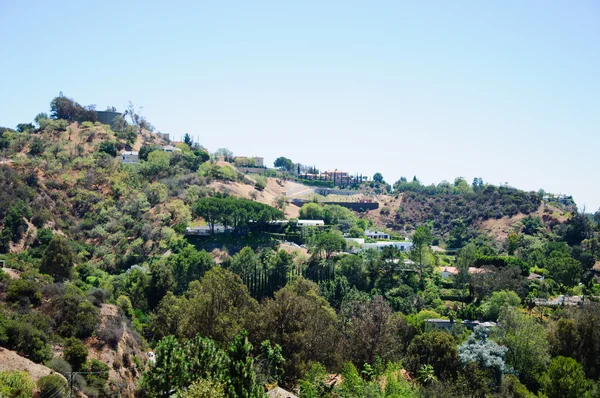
[0,97,598,397]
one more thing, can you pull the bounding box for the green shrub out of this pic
[63,337,88,371]
[29,137,45,156]
[37,374,68,398]
[46,357,72,376]
[116,295,133,316]
[6,279,42,306]
[82,359,109,393]
[0,316,52,362]
[0,370,34,398]
[97,141,117,157]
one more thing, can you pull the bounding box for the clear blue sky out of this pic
[1,1,598,211]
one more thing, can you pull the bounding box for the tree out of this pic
[455,243,477,305]
[151,292,184,340]
[225,330,263,398]
[273,156,294,172]
[459,326,508,387]
[29,137,45,156]
[500,374,535,398]
[251,278,340,383]
[40,235,74,281]
[406,331,460,381]
[63,337,88,371]
[309,231,346,259]
[139,145,158,161]
[111,114,128,132]
[372,173,384,183]
[6,279,42,306]
[16,123,34,133]
[495,306,550,390]
[299,202,323,220]
[214,148,233,160]
[184,133,193,146]
[548,318,579,358]
[148,259,176,308]
[541,356,590,398]
[574,302,600,379]
[170,245,215,294]
[179,268,258,344]
[344,296,406,365]
[338,362,364,397]
[145,151,171,178]
[50,92,79,120]
[98,141,117,157]
[255,340,285,386]
[546,253,582,287]
[447,221,469,249]
[272,195,289,212]
[480,290,521,321]
[140,335,187,397]
[180,379,226,398]
[411,225,432,285]
[125,101,153,133]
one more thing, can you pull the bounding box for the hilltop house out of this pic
[345,238,413,253]
[365,229,390,240]
[322,170,351,185]
[121,151,139,164]
[440,266,487,279]
[303,169,353,185]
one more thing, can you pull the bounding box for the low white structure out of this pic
[162,145,182,153]
[345,239,413,253]
[365,229,391,240]
[297,219,325,227]
[186,225,232,235]
[363,241,413,252]
[269,219,325,227]
[121,151,139,164]
[426,319,497,330]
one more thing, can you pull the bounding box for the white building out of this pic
[296,220,325,227]
[121,151,139,164]
[365,230,391,240]
[345,239,413,253]
[363,241,413,252]
[162,145,182,153]
[186,225,232,235]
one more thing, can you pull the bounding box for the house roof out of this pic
[121,151,138,156]
[440,267,486,275]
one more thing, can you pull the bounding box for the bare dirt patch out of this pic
[0,347,60,382]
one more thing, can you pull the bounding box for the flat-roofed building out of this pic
[121,151,139,164]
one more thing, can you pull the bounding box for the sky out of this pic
[1,1,598,211]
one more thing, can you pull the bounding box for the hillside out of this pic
[0,96,599,398]
[367,185,573,248]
